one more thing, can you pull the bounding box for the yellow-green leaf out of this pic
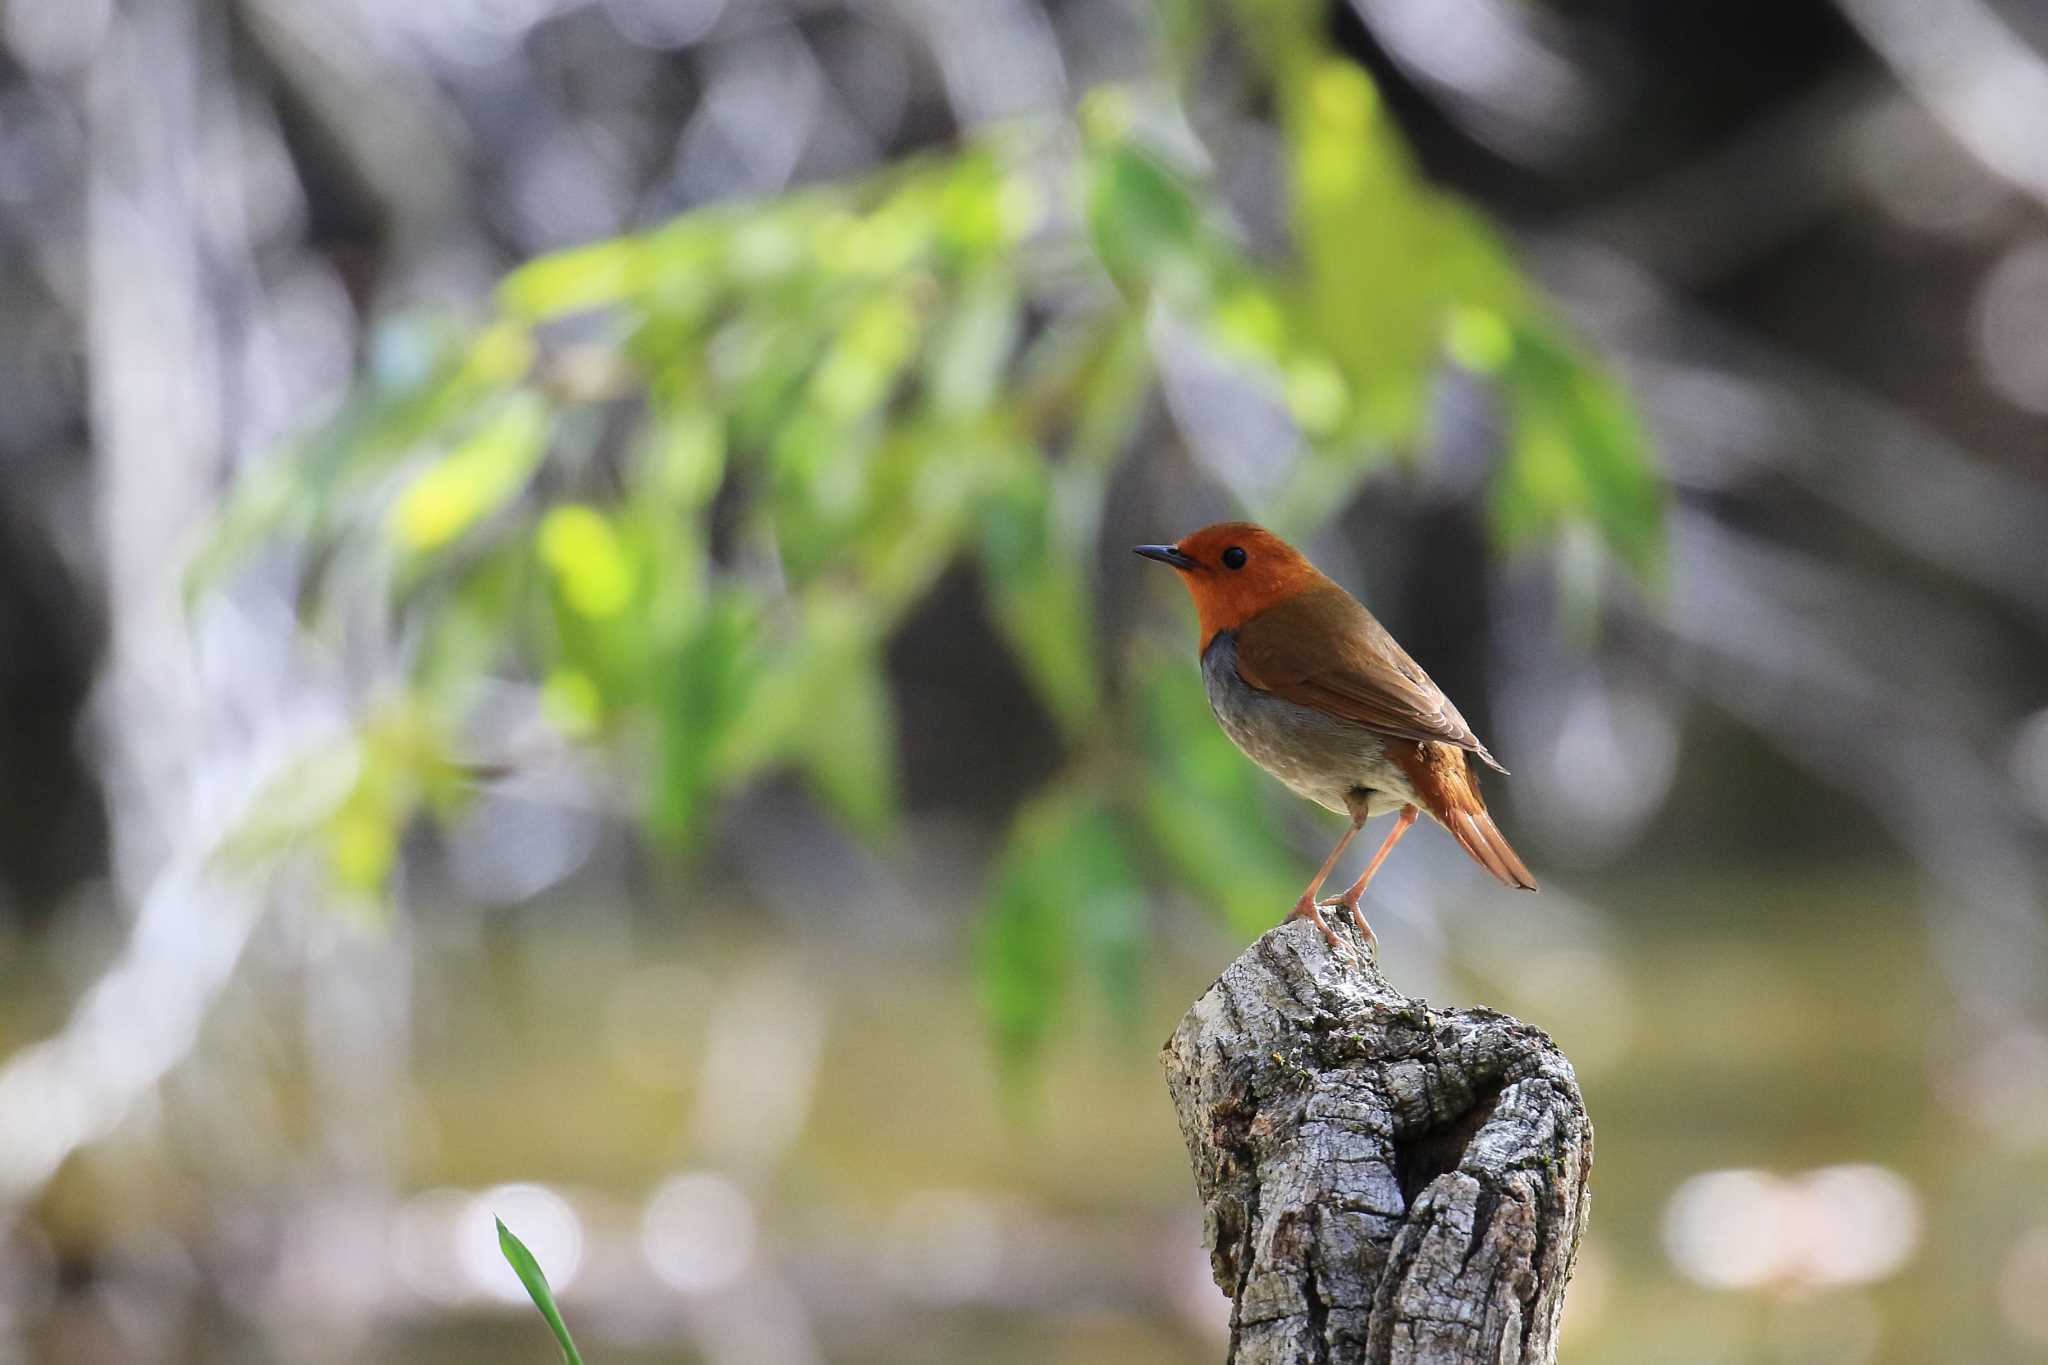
[537,505,636,618]
[498,235,652,321]
[390,392,551,551]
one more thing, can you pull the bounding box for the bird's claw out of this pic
[1314,894,1379,955]
[1293,894,1371,966]
[1290,894,1346,949]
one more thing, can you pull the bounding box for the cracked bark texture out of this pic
[1162,919,1592,1365]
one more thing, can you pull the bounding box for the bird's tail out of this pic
[1396,742,1537,892]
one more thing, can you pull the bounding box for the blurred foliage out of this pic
[198,1,1661,1070]
[979,792,1146,1074]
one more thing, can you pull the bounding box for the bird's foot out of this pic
[1316,892,1379,954]
[1289,893,1345,952]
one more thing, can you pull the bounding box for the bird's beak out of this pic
[1133,543,1200,571]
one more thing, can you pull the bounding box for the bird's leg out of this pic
[1290,817,1365,949]
[1321,805,1417,948]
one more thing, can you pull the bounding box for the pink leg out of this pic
[1290,818,1365,948]
[1322,805,1417,947]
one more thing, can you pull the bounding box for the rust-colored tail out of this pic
[1395,741,1537,891]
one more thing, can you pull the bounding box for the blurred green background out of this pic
[3,0,2048,1361]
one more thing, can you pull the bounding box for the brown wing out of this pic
[1232,583,1508,774]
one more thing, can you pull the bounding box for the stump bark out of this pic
[1161,918,1592,1365]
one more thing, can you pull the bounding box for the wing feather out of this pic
[1232,583,1508,773]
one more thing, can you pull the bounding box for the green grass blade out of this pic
[496,1216,587,1365]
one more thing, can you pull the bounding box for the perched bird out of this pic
[1136,522,1534,950]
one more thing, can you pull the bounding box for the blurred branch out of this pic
[1536,182,2048,1018]
[0,0,356,1206]
[1556,74,1881,290]
[1656,509,2048,1024]
[236,0,471,248]
[1346,0,1602,165]
[1835,0,2048,211]
[1162,920,1591,1364]
[1632,328,2048,629]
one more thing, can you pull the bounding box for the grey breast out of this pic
[1200,630,1411,817]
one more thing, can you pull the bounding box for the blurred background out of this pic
[3,0,2048,1361]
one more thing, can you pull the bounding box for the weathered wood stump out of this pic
[1162,918,1592,1365]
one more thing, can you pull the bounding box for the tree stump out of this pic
[1161,918,1592,1365]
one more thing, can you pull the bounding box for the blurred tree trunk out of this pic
[1162,920,1591,1365]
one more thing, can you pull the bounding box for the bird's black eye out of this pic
[1221,546,1247,570]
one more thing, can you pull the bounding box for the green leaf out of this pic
[926,267,1019,416]
[183,457,309,606]
[1134,656,1302,939]
[325,784,399,896]
[1065,314,1152,471]
[794,596,899,841]
[1077,850,1144,1036]
[305,700,467,904]
[720,306,844,455]
[843,430,989,614]
[187,318,491,600]
[1277,60,1528,451]
[970,315,1151,737]
[976,455,1101,737]
[496,1217,586,1365]
[801,665,896,839]
[416,543,527,705]
[641,404,727,512]
[499,234,653,322]
[537,505,637,619]
[977,792,1143,1074]
[1492,321,1664,577]
[807,287,924,422]
[930,150,1012,259]
[1084,125,1208,300]
[210,738,364,873]
[1284,63,1430,440]
[652,593,759,846]
[390,391,552,554]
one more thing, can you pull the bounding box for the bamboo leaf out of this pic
[1492,321,1664,577]
[390,391,551,553]
[976,457,1101,736]
[499,235,653,322]
[1135,657,1302,939]
[978,792,1143,1073]
[496,1217,586,1365]
[1084,122,1208,301]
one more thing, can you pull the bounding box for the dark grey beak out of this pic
[1133,543,1199,570]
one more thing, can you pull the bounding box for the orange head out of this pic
[1133,522,1327,647]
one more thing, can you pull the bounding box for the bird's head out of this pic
[1133,522,1325,646]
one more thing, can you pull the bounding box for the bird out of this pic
[1135,521,1534,951]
